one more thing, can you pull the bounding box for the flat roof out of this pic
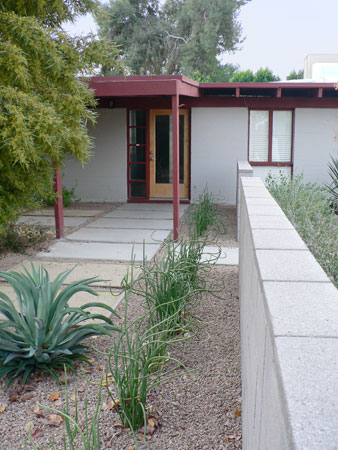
[89,75,338,99]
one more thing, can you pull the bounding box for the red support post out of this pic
[53,166,64,239]
[172,91,180,241]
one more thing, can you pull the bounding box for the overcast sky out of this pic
[64,0,338,79]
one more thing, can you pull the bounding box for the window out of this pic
[249,109,293,165]
[128,110,147,199]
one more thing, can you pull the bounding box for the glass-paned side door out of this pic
[128,110,147,198]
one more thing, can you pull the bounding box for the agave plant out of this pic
[325,155,338,211]
[0,263,120,385]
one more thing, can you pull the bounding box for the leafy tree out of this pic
[230,67,280,82]
[287,69,304,80]
[231,69,254,82]
[95,0,250,78]
[190,64,238,83]
[253,67,280,82]
[0,1,119,235]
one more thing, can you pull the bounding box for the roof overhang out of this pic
[89,76,338,100]
[89,75,200,98]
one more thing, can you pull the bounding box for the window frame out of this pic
[248,108,294,167]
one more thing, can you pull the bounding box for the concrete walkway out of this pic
[4,203,238,322]
[38,203,189,262]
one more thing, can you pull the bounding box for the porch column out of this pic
[53,165,64,239]
[172,92,180,240]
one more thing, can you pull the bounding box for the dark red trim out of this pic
[249,162,292,167]
[172,91,180,241]
[100,96,338,110]
[53,167,64,239]
[146,110,150,199]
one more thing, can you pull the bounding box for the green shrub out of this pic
[26,369,104,450]
[129,239,206,333]
[325,155,338,211]
[43,183,80,208]
[191,189,218,237]
[0,263,120,385]
[107,292,185,432]
[266,173,338,287]
[0,224,48,254]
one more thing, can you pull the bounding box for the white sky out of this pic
[64,0,338,80]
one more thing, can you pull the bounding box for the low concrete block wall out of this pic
[239,176,338,450]
[236,161,253,241]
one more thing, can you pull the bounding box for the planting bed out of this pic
[0,206,241,450]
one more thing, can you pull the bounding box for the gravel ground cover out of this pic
[0,204,241,450]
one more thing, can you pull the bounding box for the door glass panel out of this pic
[129,127,146,145]
[130,165,146,181]
[130,183,146,198]
[155,115,184,184]
[129,146,145,162]
[129,110,146,127]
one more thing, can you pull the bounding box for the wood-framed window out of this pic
[248,109,294,167]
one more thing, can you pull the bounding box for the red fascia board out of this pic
[178,80,200,97]
[199,82,337,89]
[91,79,179,97]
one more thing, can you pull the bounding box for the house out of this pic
[63,76,338,212]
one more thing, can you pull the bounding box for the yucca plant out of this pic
[0,263,120,385]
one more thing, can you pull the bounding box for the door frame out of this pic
[127,108,191,203]
[149,109,190,199]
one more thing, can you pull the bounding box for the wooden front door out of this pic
[149,109,190,199]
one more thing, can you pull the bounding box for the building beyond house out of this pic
[63,76,338,205]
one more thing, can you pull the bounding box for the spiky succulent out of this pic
[0,263,120,385]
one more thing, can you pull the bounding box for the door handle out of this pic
[150,157,155,161]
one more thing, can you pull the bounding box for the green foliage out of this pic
[286,69,304,80]
[191,189,218,237]
[266,173,338,288]
[96,0,250,77]
[253,67,280,82]
[231,69,254,82]
[0,264,120,385]
[1,0,98,27]
[109,239,207,431]
[26,369,104,450]
[0,225,48,254]
[43,183,80,208]
[190,63,238,83]
[231,67,280,82]
[0,3,120,235]
[325,155,338,210]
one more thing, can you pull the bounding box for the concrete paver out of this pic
[118,203,189,211]
[17,216,88,227]
[22,209,103,217]
[201,247,239,265]
[38,241,160,262]
[68,228,169,244]
[87,217,173,230]
[5,261,138,288]
[104,209,185,219]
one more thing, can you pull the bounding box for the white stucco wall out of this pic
[294,108,338,185]
[190,107,248,204]
[63,108,127,202]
